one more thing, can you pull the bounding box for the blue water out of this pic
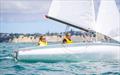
[0,43,120,75]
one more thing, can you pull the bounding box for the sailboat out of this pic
[13,0,120,62]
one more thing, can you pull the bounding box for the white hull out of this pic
[14,43,120,62]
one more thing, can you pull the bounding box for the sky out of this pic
[0,0,120,34]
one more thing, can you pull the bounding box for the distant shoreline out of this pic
[0,32,113,43]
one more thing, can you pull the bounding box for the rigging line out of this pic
[65,25,70,33]
[55,24,70,44]
[59,26,77,57]
[61,25,77,56]
[63,25,70,47]
[64,25,70,47]
[61,26,80,59]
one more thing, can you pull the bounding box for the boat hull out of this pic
[14,43,120,62]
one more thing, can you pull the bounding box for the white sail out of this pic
[95,0,120,41]
[48,0,95,30]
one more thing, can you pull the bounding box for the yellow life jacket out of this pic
[38,41,48,46]
[64,37,73,44]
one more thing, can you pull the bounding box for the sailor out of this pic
[63,33,73,44]
[38,35,48,46]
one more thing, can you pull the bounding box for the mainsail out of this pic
[95,0,120,41]
[47,0,120,42]
[48,0,95,31]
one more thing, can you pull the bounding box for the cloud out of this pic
[1,0,51,13]
[0,0,51,22]
[0,0,120,23]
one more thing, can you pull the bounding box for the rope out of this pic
[65,25,70,33]
[61,25,81,60]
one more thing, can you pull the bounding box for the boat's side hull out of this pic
[14,43,120,62]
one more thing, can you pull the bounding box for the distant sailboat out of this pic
[13,0,120,62]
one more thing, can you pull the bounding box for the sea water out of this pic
[0,43,120,75]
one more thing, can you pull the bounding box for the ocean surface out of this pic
[0,43,120,75]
